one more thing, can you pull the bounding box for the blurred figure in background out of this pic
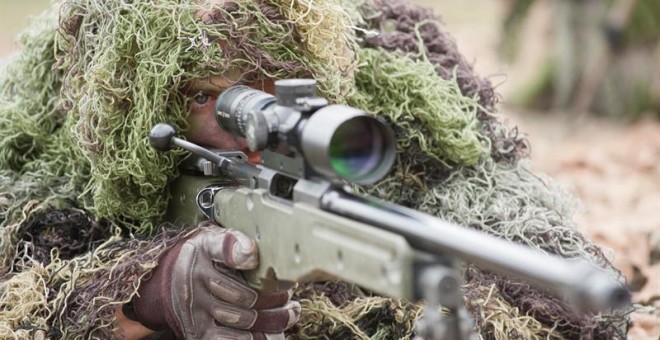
[501,0,660,119]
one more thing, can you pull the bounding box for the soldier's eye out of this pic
[193,93,211,105]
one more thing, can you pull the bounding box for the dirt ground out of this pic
[1,0,658,338]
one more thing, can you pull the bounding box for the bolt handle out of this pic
[149,123,177,152]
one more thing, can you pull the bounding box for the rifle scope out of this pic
[215,79,396,185]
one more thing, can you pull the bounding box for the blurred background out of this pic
[1,0,658,338]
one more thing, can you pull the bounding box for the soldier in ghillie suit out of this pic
[0,0,630,339]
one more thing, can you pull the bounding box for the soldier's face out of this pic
[184,73,275,163]
[183,0,275,163]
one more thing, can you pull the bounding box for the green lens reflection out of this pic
[329,117,384,181]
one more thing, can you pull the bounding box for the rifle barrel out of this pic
[321,190,630,311]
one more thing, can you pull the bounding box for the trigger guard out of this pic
[196,186,223,220]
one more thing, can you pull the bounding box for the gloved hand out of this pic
[130,221,300,339]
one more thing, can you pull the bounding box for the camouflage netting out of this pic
[0,0,629,338]
[290,281,424,339]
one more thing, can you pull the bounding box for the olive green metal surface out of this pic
[214,187,416,299]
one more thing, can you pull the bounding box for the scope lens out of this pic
[329,117,387,181]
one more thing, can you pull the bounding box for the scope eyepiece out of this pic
[215,85,276,139]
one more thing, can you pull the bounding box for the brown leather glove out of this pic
[131,221,300,339]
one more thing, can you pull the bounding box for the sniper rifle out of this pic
[149,79,629,339]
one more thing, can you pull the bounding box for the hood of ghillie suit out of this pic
[0,0,629,339]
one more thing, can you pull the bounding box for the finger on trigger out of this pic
[248,301,302,333]
[208,275,296,310]
[212,301,301,333]
[252,286,296,310]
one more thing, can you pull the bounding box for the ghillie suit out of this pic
[501,0,660,119]
[0,0,629,339]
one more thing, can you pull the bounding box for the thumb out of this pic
[201,224,259,270]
